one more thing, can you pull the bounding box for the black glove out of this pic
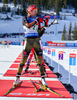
[43,19,49,27]
[35,17,39,23]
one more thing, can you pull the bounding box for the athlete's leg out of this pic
[34,38,45,76]
[13,38,33,85]
[17,38,33,76]
[34,38,47,86]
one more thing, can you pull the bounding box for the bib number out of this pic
[30,25,38,31]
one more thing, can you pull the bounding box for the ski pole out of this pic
[38,79,44,91]
[30,79,44,92]
[30,79,39,92]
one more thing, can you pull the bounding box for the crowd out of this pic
[0,33,25,38]
[0,40,11,45]
[0,31,64,38]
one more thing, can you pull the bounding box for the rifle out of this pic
[37,14,59,27]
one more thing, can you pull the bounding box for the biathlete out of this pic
[13,4,57,86]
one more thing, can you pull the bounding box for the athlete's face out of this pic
[30,9,38,16]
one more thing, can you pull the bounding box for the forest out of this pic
[0,0,77,15]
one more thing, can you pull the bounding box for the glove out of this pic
[35,17,39,23]
[36,17,43,23]
[43,18,49,27]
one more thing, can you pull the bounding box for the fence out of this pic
[43,46,77,85]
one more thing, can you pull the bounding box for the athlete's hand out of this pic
[35,17,39,23]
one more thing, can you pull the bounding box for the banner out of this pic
[69,53,76,66]
[43,47,45,52]
[74,43,77,47]
[44,48,47,53]
[47,49,51,54]
[66,43,74,47]
[11,42,21,45]
[52,49,55,56]
[42,42,47,46]
[58,51,63,60]
[47,41,65,47]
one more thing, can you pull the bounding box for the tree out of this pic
[3,0,8,4]
[29,0,34,5]
[38,0,43,11]
[35,1,40,12]
[8,0,11,3]
[72,22,77,40]
[62,24,66,40]
[54,0,59,15]
[21,0,27,16]
[68,22,72,40]
[13,0,17,7]
[45,0,52,11]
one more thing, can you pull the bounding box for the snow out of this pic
[0,14,24,33]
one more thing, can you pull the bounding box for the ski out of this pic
[21,66,29,75]
[35,81,64,97]
[30,79,44,92]
[4,81,23,96]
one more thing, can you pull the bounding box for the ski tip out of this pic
[4,94,7,96]
[62,95,65,98]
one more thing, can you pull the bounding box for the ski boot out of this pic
[41,75,48,86]
[13,77,20,85]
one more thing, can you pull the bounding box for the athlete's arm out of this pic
[22,17,37,28]
[25,21,37,28]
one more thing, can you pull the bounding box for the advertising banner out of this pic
[47,41,65,47]
[58,51,63,60]
[47,49,51,54]
[69,53,76,66]
[52,49,56,56]
[42,42,47,46]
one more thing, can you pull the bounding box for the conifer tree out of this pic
[21,0,26,16]
[68,22,72,40]
[36,1,40,12]
[2,0,7,13]
[54,0,59,15]
[13,0,17,7]
[72,22,77,40]
[8,0,11,3]
[62,24,66,40]
[29,0,34,5]
[39,0,43,11]
[3,0,8,4]
[47,0,52,11]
